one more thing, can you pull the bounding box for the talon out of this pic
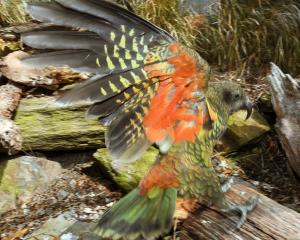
[222,195,259,229]
[221,177,240,193]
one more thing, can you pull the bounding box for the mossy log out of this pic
[179,184,300,240]
[11,95,269,154]
[14,97,105,151]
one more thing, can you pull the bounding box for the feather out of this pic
[86,85,140,119]
[26,2,118,40]
[21,50,102,73]
[22,31,104,51]
[56,0,173,39]
[56,67,149,105]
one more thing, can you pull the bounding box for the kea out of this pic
[21,1,258,239]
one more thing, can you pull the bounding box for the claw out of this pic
[221,177,241,193]
[221,195,259,229]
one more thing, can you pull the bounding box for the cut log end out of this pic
[0,116,22,155]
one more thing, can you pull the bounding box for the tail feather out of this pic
[94,187,177,240]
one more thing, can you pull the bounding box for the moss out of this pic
[0,160,18,193]
[93,147,159,192]
[14,97,105,151]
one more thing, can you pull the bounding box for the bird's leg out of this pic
[217,177,259,229]
[220,196,259,229]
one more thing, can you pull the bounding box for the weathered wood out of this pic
[0,83,22,118]
[1,51,90,87]
[0,83,23,154]
[13,96,105,151]
[179,184,300,240]
[0,22,53,37]
[267,63,300,178]
[0,116,22,155]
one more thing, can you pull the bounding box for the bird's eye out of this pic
[234,93,240,99]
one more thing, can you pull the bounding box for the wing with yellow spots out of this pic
[22,0,212,166]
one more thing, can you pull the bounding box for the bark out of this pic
[267,63,300,178]
[0,51,90,87]
[0,83,22,118]
[0,116,22,155]
[179,184,300,240]
[0,83,23,154]
[13,96,105,152]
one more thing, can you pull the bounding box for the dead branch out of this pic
[267,63,300,178]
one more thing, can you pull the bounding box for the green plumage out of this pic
[94,188,177,240]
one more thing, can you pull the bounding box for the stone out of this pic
[26,211,101,240]
[0,155,62,214]
[26,212,78,240]
[219,109,271,152]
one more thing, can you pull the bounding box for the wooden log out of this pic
[0,83,22,118]
[0,116,22,155]
[0,83,23,154]
[267,63,300,178]
[179,184,300,240]
[11,95,269,153]
[1,51,90,87]
[13,96,105,151]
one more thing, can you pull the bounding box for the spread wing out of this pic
[22,0,211,168]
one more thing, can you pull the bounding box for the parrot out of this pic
[21,0,257,239]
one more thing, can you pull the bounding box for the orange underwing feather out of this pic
[143,42,206,144]
[139,155,180,195]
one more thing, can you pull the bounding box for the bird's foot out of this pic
[221,195,259,230]
[221,177,237,193]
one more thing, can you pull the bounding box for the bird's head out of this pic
[207,81,253,120]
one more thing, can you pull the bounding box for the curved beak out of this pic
[243,99,253,120]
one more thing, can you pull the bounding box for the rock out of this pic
[26,211,101,240]
[57,189,70,201]
[14,97,105,151]
[93,147,159,191]
[60,233,79,240]
[0,156,62,214]
[26,212,78,240]
[219,109,271,152]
